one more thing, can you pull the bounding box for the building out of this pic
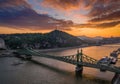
[0,38,6,49]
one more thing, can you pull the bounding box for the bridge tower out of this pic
[75,49,83,78]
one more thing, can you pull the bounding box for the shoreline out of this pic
[32,43,120,52]
[35,45,92,52]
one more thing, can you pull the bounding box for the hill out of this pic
[44,30,84,48]
[0,30,84,49]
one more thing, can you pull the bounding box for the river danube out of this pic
[0,43,120,84]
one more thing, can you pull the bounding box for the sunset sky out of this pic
[0,0,120,37]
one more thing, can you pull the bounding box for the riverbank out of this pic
[0,50,14,58]
[35,45,91,52]
[30,43,120,52]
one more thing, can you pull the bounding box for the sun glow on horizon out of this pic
[0,26,120,38]
[66,27,120,37]
[0,27,51,34]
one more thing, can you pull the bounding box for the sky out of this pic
[0,0,120,37]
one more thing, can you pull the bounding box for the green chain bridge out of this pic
[14,48,120,83]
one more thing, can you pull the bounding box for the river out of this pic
[0,43,120,84]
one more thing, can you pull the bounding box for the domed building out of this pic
[0,38,6,49]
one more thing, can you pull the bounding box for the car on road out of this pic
[110,57,117,64]
[97,56,111,72]
[97,56,110,65]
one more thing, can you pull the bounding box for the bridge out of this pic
[14,48,120,83]
[15,48,120,73]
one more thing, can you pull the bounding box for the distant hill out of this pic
[78,36,103,43]
[99,37,120,44]
[0,30,85,49]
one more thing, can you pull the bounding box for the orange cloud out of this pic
[41,0,82,11]
[41,0,98,12]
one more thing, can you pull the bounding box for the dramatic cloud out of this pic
[73,21,120,29]
[0,0,73,30]
[89,11,120,22]
[41,0,120,28]
[41,0,97,11]
[0,0,120,33]
[88,0,120,27]
[96,21,120,28]
[42,0,82,11]
[88,0,120,17]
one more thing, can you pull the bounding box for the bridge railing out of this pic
[82,54,98,64]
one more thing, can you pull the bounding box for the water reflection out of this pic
[0,44,120,84]
[39,44,120,80]
[30,59,73,76]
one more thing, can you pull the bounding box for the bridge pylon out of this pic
[75,49,83,78]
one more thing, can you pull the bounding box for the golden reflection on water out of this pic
[40,44,120,80]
